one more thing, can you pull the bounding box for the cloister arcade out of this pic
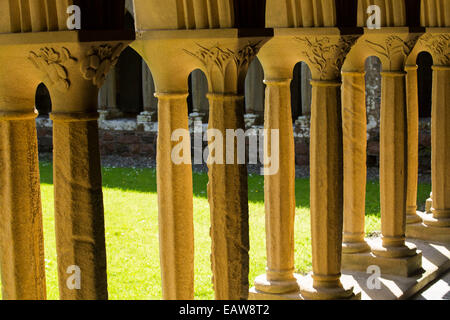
[0,0,448,300]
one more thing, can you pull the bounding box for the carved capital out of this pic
[184,42,261,92]
[28,47,77,92]
[296,35,359,80]
[365,35,418,70]
[80,43,124,88]
[419,34,450,66]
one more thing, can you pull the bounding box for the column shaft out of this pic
[341,72,370,253]
[374,72,415,257]
[51,112,108,300]
[254,80,298,294]
[429,66,450,226]
[0,111,46,300]
[405,66,422,224]
[207,93,249,300]
[300,80,354,299]
[155,93,194,300]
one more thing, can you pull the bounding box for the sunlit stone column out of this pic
[341,72,370,254]
[51,110,108,300]
[0,109,46,300]
[405,65,422,224]
[155,92,194,300]
[253,79,299,296]
[372,72,420,260]
[300,80,355,299]
[206,93,249,300]
[425,66,450,228]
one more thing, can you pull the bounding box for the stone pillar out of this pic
[98,68,123,121]
[341,72,370,254]
[244,58,264,127]
[300,80,355,299]
[189,69,208,124]
[253,79,299,297]
[0,109,46,300]
[371,72,421,268]
[51,111,108,300]
[425,66,450,228]
[46,43,125,299]
[155,92,194,300]
[206,93,249,300]
[137,61,158,123]
[405,65,422,224]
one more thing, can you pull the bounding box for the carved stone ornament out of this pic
[28,47,77,92]
[297,35,359,80]
[365,36,417,69]
[80,43,124,88]
[184,42,261,76]
[419,34,450,65]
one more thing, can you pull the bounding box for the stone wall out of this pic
[36,115,432,171]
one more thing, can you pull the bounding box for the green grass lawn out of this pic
[1,162,431,300]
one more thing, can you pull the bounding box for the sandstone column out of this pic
[206,93,249,300]
[46,43,125,300]
[253,79,299,295]
[425,66,450,227]
[405,65,422,224]
[0,109,46,300]
[341,72,370,254]
[51,110,108,300]
[372,72,419,259]
[155,92,194,300]
[300,80,354,299]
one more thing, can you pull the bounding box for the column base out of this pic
[188,112,207,125]
[137,111,157,123]
[253,273,300,294]
[425,197,433,214]
[407,211,423,224]
[249,274,302,300]
[342,240,423,277]
[423,212,450,228]
[342,241,371,254]
[244,113,262,128]
[299,274,360,300]
[407,212,450,243]
[99,109,123,121]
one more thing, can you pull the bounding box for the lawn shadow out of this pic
[39,161,430,212]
